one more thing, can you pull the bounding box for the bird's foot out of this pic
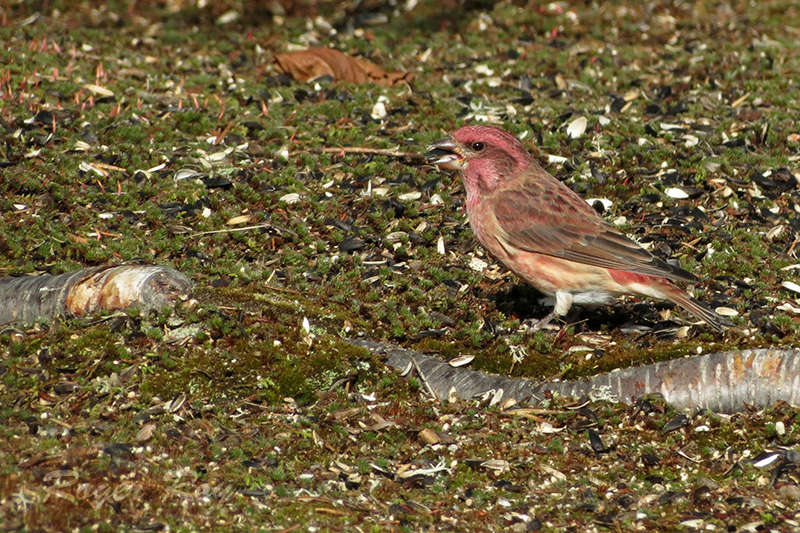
[521,312,560,333]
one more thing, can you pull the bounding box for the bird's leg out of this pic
[522,291,572,332]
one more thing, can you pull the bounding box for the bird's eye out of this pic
[471,142,485,151]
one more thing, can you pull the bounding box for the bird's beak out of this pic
[425,136,464,171]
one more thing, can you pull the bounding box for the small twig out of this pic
[788,235,799,257]
[501,410,548,422]
[48,418,73,430]
[190,223,293,238]
[410,356,437,399]
[298,146,425,161]
[504,407,571,416]
[263,283,302,296]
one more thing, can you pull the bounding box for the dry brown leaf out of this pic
[274,47,412,87]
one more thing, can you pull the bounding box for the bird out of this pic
[426,124,726,332]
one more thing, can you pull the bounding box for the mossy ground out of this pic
[2,0,800,530]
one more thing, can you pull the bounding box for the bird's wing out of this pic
[488,175,696,283]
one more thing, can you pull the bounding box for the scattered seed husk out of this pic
[279,193,301,204]
[566,115,587,139]
[371,100,387,120]
[665,187,689,199]
[174,168,203,181]
[447,386,458,403]
[226,215,252,225]
[752,451,782,468]
[782,281,800,294]
[766,225,784,240]
[468,256,488,272]
[448,354,474,367]
[663,413,690,432]
[436,236,445,255]
[83,83,114,97]
[418,428,440,445]
[480,459,510,472]
[398,191,422,201]
[385,231,408,243]
[135,423,156,442]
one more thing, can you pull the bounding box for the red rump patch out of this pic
[608,269,667,286]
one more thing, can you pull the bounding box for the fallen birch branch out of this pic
[0,265,192,326]
[350,339,800,414]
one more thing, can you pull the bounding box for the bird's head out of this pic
[426,125,533,194]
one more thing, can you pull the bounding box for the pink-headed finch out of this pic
[426,125,726,332]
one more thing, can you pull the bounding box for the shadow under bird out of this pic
[426,125,727,332]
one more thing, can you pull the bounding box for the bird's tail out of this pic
[662,284,730,332]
